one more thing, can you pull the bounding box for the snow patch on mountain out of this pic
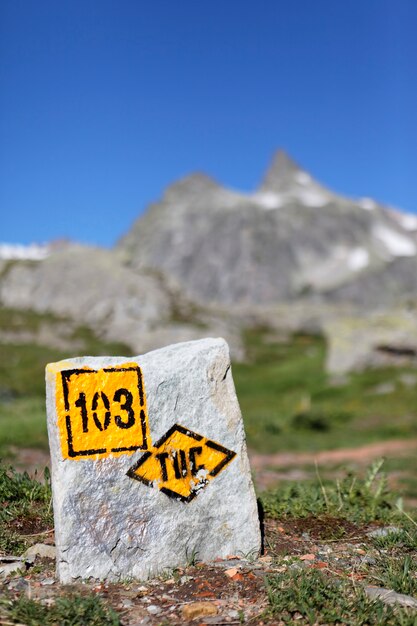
[373,225,417,257]
[347,248,370,271]
[0,243,49,261]
[359,197,377,211]
[391,211,417,232]
[253,191,284,209]
[295,186,328,207]
[295,171,312,185]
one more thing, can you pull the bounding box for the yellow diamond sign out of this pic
[126,424,236,502]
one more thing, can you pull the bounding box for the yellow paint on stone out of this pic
[55,362,150,460]
[127,424,236,502]
[46,360,76,384]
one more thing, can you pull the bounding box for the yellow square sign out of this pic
[55,363,150,460]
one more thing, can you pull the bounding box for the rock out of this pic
[146,605,161,615]
[213,558,246,569]
[368,382,396,395]
[398,373,417,387]
[0,562,22,578]
[228,609,240,619]
[7,577,29,593]
[182,601,218,620]
[225,567,239,578]
[0,246,245,361]
[0,556,27,578]
[118,150,417,309]
[365,586,417,609]
[23,543,56,560]
[366,526,402,538]
[119,598,134,609]
[325,310,417,374]
[46,338,261,583]
[180,575,193,584]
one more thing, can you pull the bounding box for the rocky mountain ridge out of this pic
[118,151,417,309]
[2,150,417,372]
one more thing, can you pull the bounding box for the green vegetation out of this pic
[0,463,52,553]
[2,313,417,623]
[260,459,398,524]
[367,555,417,596]
[1,595,121,626]
[1,317,416,458]
[262,462,417,624]
[382,455,417,502]
[266,569,417,625]
[370,527,417,551]
[1,458,417,624]
[0,307,132,455]
[234,328,417,452]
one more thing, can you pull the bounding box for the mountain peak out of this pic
[164,172,222,201]
[260,150,312,193]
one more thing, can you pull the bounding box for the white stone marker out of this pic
[46,338,261,582]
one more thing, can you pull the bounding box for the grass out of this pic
[0,307,132,456]
[0,397,48,451]
[370,527,417,551]
[263,465,417,623]
[260,459,400,524]
[1,318,417,458]
[233,328,417,453]
[262,462,417,622]
[382,456,417,502]
[367,555,417,596]
[0,463,53,553]
[0,595,121,626]
[2,314,417,624]
[266,569,417,625]
[1,457,417,624]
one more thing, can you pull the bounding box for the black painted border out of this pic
[60,366,148,458]
[126,423,236,503]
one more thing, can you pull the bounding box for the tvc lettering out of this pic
[156,446,205,481]
[56,364,150,460]
[127,424,236,503]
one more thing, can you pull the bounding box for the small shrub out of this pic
[260,459,400,524]
[290,409,352,432]
[5,594,121,626]
[291,410,331,431]
[366,555,417,596]
[0,462,52,553]
[266,569,416,625]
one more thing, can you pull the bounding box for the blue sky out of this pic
[1,1,416,246]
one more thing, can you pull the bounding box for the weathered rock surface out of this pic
[3,150,417,374]
[0,246,171,348]
[182,601,218,620]
[365,586,417,609]
[0,246,244,358]
[118,150,417,309]
[46,338,260,583]
[23,543,56,560]
[325,309,417,374]
[0,556,27,578]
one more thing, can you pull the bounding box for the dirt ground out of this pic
[1,515,383,625]
[2,442,417,624]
